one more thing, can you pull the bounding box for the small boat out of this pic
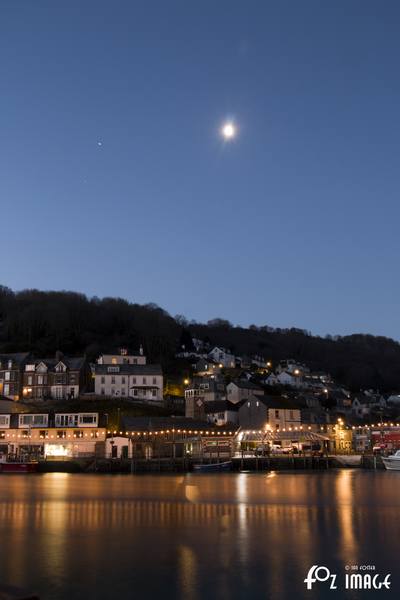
[0,457,38,473]
[382,450,400,471]
[193,461,232,472]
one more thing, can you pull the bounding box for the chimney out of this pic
[55,350,63,362]
[139,344,143,356]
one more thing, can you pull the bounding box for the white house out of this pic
[208,347,236,369]
[94,364,163,403]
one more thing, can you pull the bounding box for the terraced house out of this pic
[21,353,91,400]
[0,352,31,400]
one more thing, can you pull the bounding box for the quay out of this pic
[31,454,385,473]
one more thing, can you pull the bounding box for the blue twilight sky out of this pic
[1,1,400,338]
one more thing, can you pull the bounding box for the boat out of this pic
[193,460,232,472]
[334,455,362,467]
[382,450,400,471]
[0,456,38,473]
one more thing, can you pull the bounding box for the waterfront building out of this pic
[120,416,237,459]
[238,395,301,431]
[0,412,106,459]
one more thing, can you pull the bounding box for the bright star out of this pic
[221,121,236,140]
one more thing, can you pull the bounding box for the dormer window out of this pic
[107,366,120,373]
[25,364,35,372]
[7,360,12,369]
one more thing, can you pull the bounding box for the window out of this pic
[25,364,35,372]
[133,359,137,364]
[3,384,9,396]
[132,377,136,384]
[133,389,138,396]
[20,415,48,427]
[39,430,48,439]
[101,376,105,384]
[7,360,12,369]
[152,377,156,385]
[122,377,126,384]
[111,358,117,364]
[107,366,120,373]
[152,389,156,397]
[0,415,9,427]
[143,377,147,384]
[111,376,115,384]
[38,375,43,385]
[289,410,294,420]
[101,388,105,395]
[121,388,126,396]
[27,375,33,385]
[275,410,279,418]
[57,430,66,439]
[74,430,84,438]
[5,372,10,381]
[79,414,97,424]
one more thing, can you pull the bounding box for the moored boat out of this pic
[0,459,38,473]
[193,460,232,472]
[382,449,400,471]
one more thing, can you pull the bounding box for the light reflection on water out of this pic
[0,471,399,600]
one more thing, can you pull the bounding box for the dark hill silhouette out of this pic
[0,285,399,391]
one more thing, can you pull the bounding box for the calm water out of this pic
[0,471,398,600]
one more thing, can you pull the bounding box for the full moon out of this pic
[221,121,236,140]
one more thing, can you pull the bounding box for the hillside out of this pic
[1,285,399,392]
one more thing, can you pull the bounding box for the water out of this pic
[0,471,398,600]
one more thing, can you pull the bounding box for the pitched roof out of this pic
[204,400,239,413]
[249,394,300,410]
[121,416,234,432]
[230,380,263,390]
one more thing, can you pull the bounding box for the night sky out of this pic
[1,1,400,338]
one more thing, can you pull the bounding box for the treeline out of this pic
[0,286,180,366]
[1,285,400,391]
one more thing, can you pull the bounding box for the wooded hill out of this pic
[0,285,399,392]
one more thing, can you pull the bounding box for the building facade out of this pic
[94,364,163,403]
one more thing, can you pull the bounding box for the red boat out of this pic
[0,461,38,473]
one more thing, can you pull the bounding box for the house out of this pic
[238,395,301,430]
[265,371,303,388]
[0,353,31,400]
[185,376,226,418]
[21,353,91,401]
[94,363,163,403]
[207,347,236,369]
[352,392,387,419]
[97,346,146,365]
[226,380,264,404]
[0,412,106,459]
[192,358,222,376]
[205,400,239,427]
[276,360,309,376]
